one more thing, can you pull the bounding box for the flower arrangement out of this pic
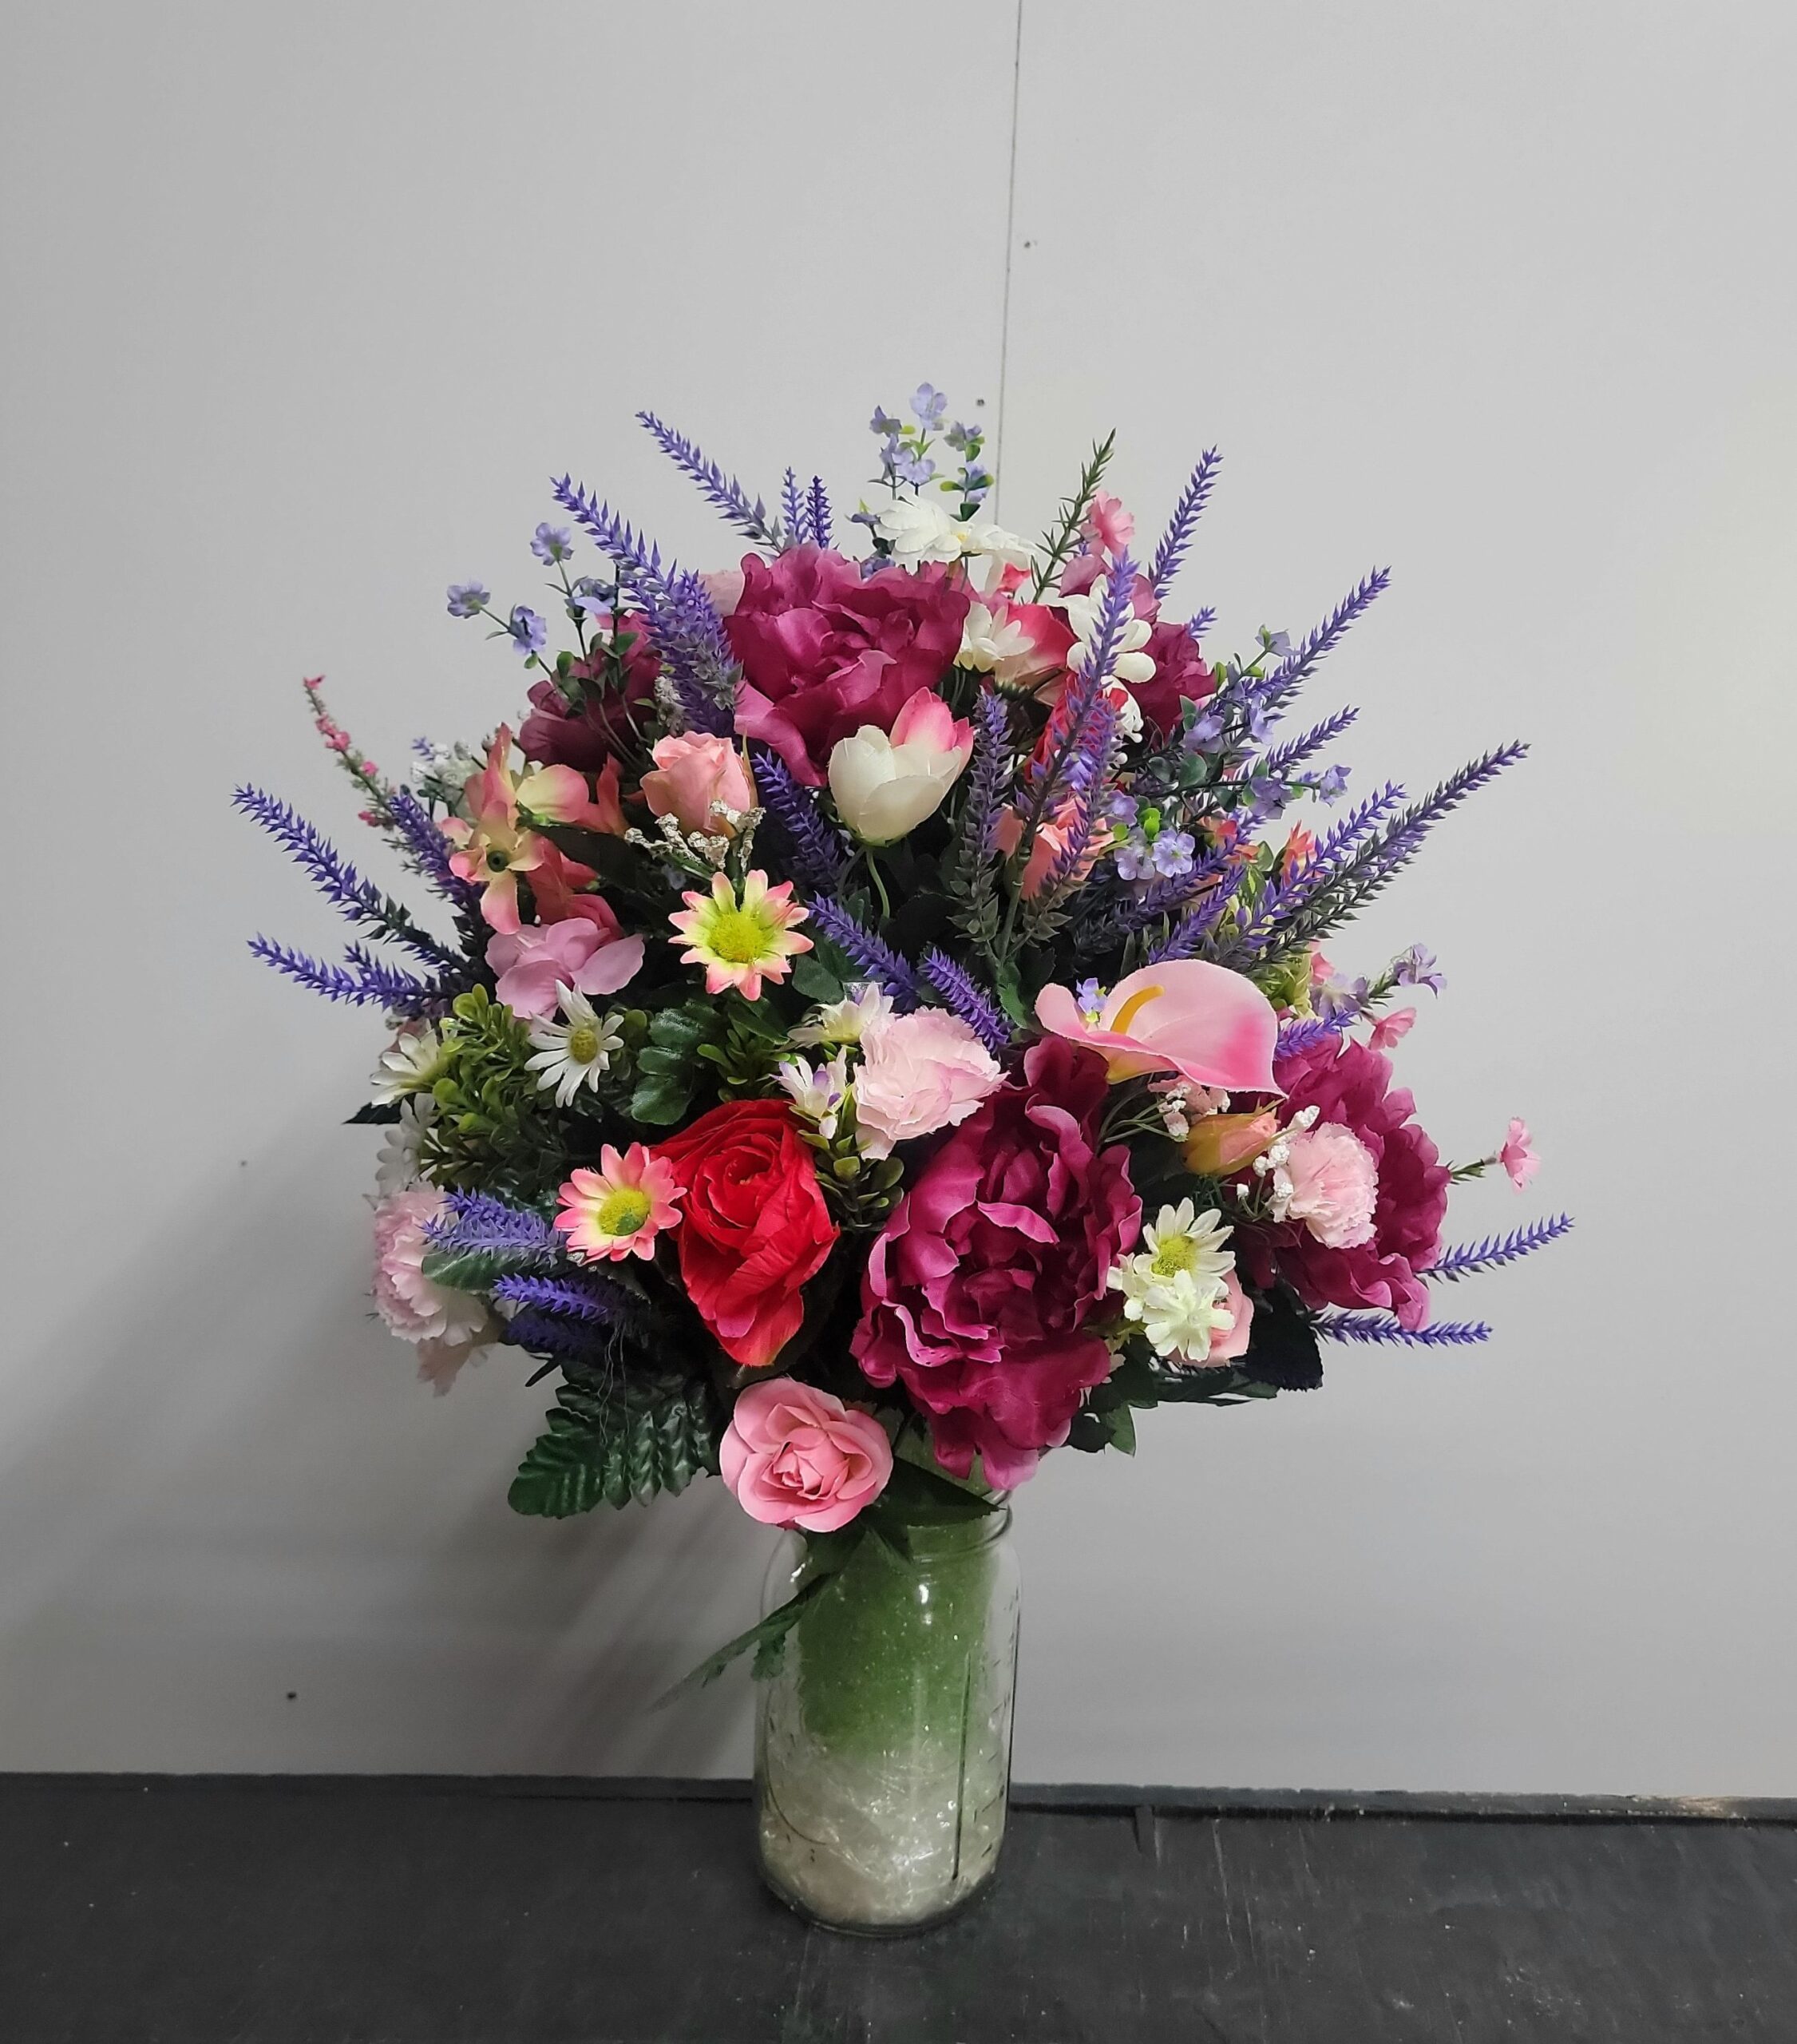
[242,388,1569,1673]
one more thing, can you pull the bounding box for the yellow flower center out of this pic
[706,905,774,965]
[595,1187,651,1238]
[1110,983,1162,1036]
[568,1025,601,1064]
[1150,1234,1199,1278]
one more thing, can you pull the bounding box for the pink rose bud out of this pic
[1183,1110,1280,1178]
[640,732,757,838]
[719,1379,893,1533]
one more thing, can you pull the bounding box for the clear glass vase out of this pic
[753,1507,1021,1934]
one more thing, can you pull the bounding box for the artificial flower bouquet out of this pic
[242,387,1569,1678]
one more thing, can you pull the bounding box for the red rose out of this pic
[852,1039,1142,1487]
[723,546,971,785]
[655,1099,838,1369]
[518,616,659,773]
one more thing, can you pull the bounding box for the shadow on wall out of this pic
[0,1117,762,1775]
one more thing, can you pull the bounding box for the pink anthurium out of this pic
[1035,961,1281,1095]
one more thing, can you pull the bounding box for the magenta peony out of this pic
[1240,1036,1450,1329]
[853,1008,1003,1159]
[719,1378,893,1532]
[517,618,659,773]
[853,1038,1141,1487]
[723,546,970,785]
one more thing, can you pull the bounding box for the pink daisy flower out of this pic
[667,868,811,1000]
[554,1144,683,1262]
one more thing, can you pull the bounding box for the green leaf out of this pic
[345,1100,401,1125]
[873,1455,1003,1525]
[654,1532,861,1705]
[791,953,845,1003]
[508,1375,726,1519]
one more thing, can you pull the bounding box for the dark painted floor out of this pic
[2,1777,1794,2042]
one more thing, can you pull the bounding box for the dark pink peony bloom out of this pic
[853,1038,1142,1487]
[1134,620,1216,739]
[518,616,659,773]
[723,547,970,785]
[1238,1036,1449,1329]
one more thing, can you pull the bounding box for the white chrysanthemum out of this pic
[1110,1202,1238,1361]
[526,985,623,1107]
[1061,575,1156,685]
[371,1024,447,1103]
[375,1095,436,1196]
[790,982,895,1048]
[1125,1270,1238,1362]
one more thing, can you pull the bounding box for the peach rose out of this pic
[640,732,756,837]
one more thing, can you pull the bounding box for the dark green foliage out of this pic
[424,987,568,1198]
[508,1370,726,1517]
[628,992,788,1125]
[1029,431,1116,600]
[1237,1285,1324,1390]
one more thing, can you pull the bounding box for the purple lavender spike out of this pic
[234,786,462,969]
[635,412,782,549]
[386,785,480,909]
[1256,567,1391,718]
[1312,1312,1491,1345]
[500,1309,618,1365]
[1111,851,1232,935]
[750,745,849,889]
[920,948,1011,1055]
[491,1271,649,1333]
[781,468,807,548]
[960,688,1011,862]
[425,1193,557,1262]
[1273,1013,1354,1059]
[1149,449,1221,598]
[1252,705,1360,783]
[1186,606,1217,638]
[1147,866,1248,964]
[1426,1214,1574,1283]
[806,901,925,1009]
[1039,700,1118,896]
[806,477,833,551]
[248,936,433,1008]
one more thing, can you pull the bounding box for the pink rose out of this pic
[485,910,643,1019]
[719,1378,893,1532]
[724,546,971,784]
[1277,1122,1379,1248]
[1208,1271,1254,1368]
[640,732,756,837]
[853,1009,1003,1159]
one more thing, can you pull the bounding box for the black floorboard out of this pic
[2,1776,1794,2042]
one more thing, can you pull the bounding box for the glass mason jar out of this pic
[753,1507,1021,1934]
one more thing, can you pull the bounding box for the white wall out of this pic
[2,1,1792,1791]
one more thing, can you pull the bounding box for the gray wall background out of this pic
[2,1,1792,1789]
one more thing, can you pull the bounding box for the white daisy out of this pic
[526,985,623,1107]
[375,1095,436,1196]
[874,495,1035,571]
[1110,1202,1239,1362]
[371,1024,447,1103]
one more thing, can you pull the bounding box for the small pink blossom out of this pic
[719,1378,893,1533]
[640,732,756,837]
[1368,1008,1417,1052]
[1277,1122,1379,1248]
[1500,1117,1540,1190]
[485,913,643,1019]
[1081,489,1135,561]
[1205,1272,1255,1369]
[853,1009,1004,1159]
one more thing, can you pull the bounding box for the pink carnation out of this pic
[1278,1122,1379,1248]
[1500,1117,1540,1190]
[853,1009,1003,1159]
[1237,1036,1449,1330]
[853,1038,1141,1487]
[485,911,643,1020]
[719,1378,893,1533]
[723,546,970,785]
[371,1190,492,1391]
